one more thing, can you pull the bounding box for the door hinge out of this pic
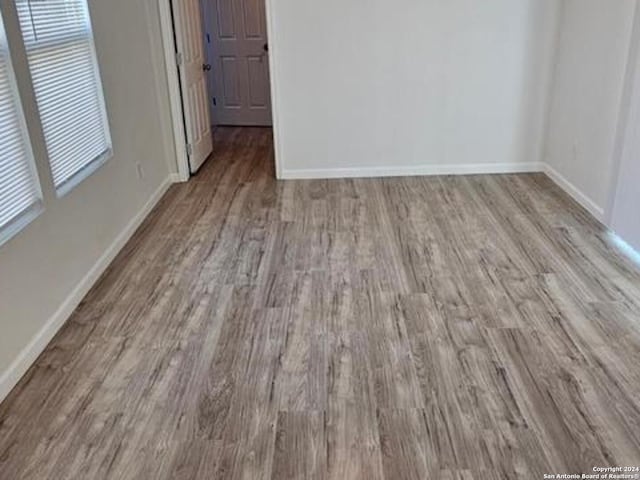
[186,143,193,156]
[175,52,183,67]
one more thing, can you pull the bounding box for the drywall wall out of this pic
[544,0,637,219]
[0,0,177,399]
[268,0,560,178]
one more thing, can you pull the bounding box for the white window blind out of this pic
[16,0,111,194]
[0,9,41,241]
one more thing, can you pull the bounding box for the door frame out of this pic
[606,1,640,226]
[157,0,283,180]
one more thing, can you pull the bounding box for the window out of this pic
[16,0,111,195]
[0,8,42,244]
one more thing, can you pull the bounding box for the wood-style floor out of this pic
[1,127,640,479]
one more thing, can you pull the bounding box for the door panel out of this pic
[247,56,269,107]
[216,0,235,38]
[172,0,213,173]
[242,0,264,39]
[206,0,272,126]
[221,56,241,107]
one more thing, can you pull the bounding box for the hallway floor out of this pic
[1,127,640,479]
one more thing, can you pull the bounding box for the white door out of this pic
[204,0,272,126]
[609,34,640,254]
[610,97,640,253]
[172,0,213,173]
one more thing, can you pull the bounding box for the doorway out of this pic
[159,0,277,181]
[200,0,273,127]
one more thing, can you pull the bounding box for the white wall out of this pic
[269,0,560,178]
[0,0,177,399]
[544,0,637,220]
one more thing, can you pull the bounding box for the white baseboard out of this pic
[169,172,188,183]
[280,162,544,180]
[542,164,604,221]
[0,175,176,404]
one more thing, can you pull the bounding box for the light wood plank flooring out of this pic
[1,127,640,479]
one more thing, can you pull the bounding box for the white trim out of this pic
[0,176,175,403]
[264,0,283,179]
[158,0,190,182]
[0,202,44,249]
[56,148,113,198]
[542,163,604,221]
[168,172,185,183]
[281,162,544,180]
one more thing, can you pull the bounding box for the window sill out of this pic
[55,148,114,198]
[0,202,44,249]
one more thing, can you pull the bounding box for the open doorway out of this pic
[200,0,273,127]
[159,0,276,180]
